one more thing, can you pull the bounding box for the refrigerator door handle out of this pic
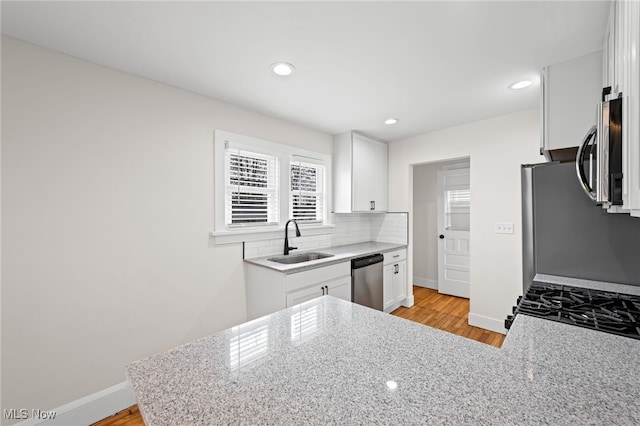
[575,125,598,201]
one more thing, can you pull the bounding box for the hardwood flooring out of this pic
[92,405,144,426]
[94,286,505,425]
[391,286,506,348]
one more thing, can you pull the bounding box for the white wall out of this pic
[0,36,333,417]
[389,109,543,332]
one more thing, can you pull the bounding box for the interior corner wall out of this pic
[411,164,440,288]
[389,109,544,330]
[0,36,332,417]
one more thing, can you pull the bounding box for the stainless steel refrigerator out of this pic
[521,161,640,293]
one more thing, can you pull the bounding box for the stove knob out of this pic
[517,296,522,304]
[505,315,514,329]
[512,306,517,314]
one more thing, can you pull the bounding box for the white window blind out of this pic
[290,159,325,223]
[444,189,470,231]
[225,146,279,227]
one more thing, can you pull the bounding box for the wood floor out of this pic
[391,286,506,348]
[94,286,505,425]
[92,405,143,426]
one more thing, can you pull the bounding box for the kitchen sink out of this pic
[268,252,334,264]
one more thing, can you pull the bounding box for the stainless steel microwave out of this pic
[576,91,623,206]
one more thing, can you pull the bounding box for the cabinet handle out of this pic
[393,255,400,258]
[321,286,325,295]
[324,285,329,295]
[370,201,374,210]
[394,264,399,274]
[373,200,376,210]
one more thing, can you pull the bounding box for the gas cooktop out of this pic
[505,282,640,340]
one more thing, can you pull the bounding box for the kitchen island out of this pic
[126,297,639,425]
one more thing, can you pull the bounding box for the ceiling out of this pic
[1,1,610,141]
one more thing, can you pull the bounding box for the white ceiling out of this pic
[1,1,610,141]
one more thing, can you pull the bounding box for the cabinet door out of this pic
[286,286,324,308]
[383,263,395,310]
[369,139,388,211]
[352,133,373,211]
[603,1,616,89]
[392,261,407,304]
[325,276,352,302]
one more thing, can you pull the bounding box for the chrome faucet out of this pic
[283,219,301,255]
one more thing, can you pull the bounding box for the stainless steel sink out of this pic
[268,252,334,264]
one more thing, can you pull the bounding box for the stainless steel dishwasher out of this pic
[351,254,384,311]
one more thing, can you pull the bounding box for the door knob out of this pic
[439,235,444,239]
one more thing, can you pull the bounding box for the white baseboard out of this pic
[413,277,437,289]
[16,381,135,426]
[468,313,506,335]
[401,294,414,308]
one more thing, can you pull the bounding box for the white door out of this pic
[437,169,471,298]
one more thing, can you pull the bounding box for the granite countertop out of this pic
[244,241,407,273]
[126,297,640,425]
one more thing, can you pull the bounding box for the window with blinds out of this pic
[225,148,279,227]
[444,188,470,231]
[290,160,325,223]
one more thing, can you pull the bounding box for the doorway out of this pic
[412,159,470,298]
[437,168,470,298]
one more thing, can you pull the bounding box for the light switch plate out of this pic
[495,223,514,234]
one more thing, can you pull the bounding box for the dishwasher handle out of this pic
[351,254,384,269]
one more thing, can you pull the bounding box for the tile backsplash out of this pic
[244,212,408,259]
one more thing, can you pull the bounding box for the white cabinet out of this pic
[382,249,407,313]
[333,131,388,213]
[541,51,602,158]
[603,1,640,217]
[246,262,351,320]
[286,276,351,307]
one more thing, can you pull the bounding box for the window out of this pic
[444,188,470,231]
[214,130,331,241]
[225,147,279,226]
[290,160,325,223]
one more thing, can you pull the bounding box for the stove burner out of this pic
[505,283,640,340]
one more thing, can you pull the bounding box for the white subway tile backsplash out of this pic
[244,212,408,259]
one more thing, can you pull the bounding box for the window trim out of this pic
[289,158,325,224]
[213,130,332,244]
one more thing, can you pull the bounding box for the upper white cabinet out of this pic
[541,51,602,157]
[605,1,640,217]
[333,132,388,213]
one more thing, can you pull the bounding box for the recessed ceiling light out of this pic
[508,80,533,90]
[384,118,398,125]
[271,62,295,76]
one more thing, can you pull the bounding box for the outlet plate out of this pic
[495,223,514,234]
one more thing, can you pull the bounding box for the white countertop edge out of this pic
[244,241,407,274]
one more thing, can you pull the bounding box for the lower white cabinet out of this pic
[383,249,407,313]
[286,276,352,307]
[246,261,351,320]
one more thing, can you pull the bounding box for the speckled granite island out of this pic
[126,297,640,425]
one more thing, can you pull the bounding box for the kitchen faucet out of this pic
[283,219,301,255]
